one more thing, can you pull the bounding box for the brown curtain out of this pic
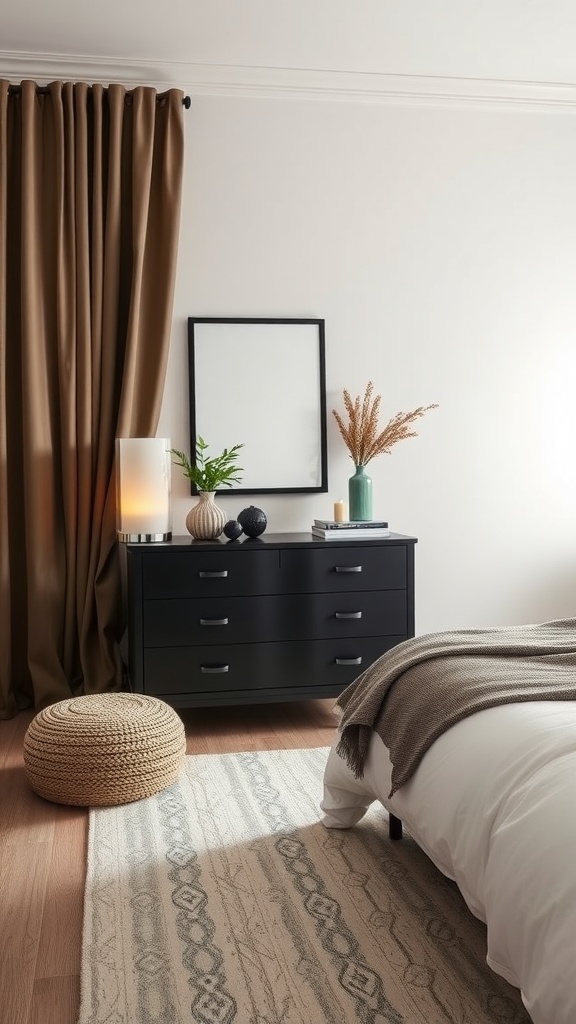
[0,80,184,718]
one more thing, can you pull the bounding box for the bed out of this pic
[320,618,576,1024]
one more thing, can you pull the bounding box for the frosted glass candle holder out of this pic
[116,437,172,542]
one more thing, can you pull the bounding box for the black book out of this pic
[313,519,388,530]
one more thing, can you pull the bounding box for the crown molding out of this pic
[3,50,576,112]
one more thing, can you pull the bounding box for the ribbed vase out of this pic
[185,491,226,540]
[348,464,373,521]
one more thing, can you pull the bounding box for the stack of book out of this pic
[311,519,390,540]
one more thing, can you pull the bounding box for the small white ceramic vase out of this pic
[185,491,226,540]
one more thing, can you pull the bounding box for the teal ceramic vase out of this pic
[348,464,373,521]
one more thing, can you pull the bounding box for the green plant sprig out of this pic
[170,437,244,491]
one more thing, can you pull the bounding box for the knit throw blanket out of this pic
[335,617,576,796]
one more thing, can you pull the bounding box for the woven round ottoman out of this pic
[23,692,186,806]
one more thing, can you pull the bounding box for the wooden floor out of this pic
[0,699,339,1024]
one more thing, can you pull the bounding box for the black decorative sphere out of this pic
[223,519,243,540]
[237,506,267,538]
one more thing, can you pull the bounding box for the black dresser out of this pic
[124,532,417,708]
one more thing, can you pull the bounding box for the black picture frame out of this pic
[188,317,328,495]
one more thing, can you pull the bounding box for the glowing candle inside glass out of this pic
[116,437,172,541]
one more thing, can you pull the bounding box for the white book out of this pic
[311,526,391,540]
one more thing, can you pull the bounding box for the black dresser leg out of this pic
[389,813,403,840]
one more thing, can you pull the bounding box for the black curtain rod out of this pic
[7,84,191,107]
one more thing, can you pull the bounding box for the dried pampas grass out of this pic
[333,381,438,466]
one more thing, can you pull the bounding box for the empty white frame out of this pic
[188,318,328,494]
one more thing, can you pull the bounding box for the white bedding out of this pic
[321,700,576,1024]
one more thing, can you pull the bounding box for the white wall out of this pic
[7,0,576,85]
[159,92,576,634]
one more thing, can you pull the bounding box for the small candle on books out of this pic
[333,500,346,523]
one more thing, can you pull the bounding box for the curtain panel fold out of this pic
[0,80,184,718]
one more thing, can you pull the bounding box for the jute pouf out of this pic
[23,692,186,806]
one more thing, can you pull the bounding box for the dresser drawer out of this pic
[143,635,406,697]
[143,590,407,646]
[279,544,407,593]
[144,595,283,645]
[141,548,280,598]
[289,590,407,640]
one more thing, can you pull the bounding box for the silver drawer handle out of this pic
[199,617,229,626]
[334,565,362,573]
[335,657,362,666]
[335,611,362,619]
[200,665,230,673]
[199,570,228,578]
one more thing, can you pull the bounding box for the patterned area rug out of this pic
[79,747,531,1024]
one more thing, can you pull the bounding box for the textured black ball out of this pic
[223,519,243,540]
[237,506,267,538]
